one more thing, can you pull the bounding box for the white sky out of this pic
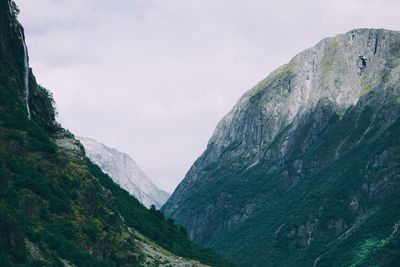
[16,0,400,193]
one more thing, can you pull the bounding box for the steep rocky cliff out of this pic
[0,1,232,266]
[163,28,400,266]
[78,136,170,209]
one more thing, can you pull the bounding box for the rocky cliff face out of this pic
[0,0,58,131]
[78,136,170,208]
[163,28,400,266]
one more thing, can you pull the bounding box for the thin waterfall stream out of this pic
[19,28,31,119]
[9,0,31,119]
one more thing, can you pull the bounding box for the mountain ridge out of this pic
[0,1,232,266]
[78,136,170,208]
[163,28,400,266]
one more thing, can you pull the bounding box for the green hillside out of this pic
[0,1,232,266]
[163,29,400,266]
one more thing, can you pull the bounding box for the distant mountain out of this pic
[78,136,170,209]
[163,28,400,266]
[0,0,233,266]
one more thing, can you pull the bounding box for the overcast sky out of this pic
[17,0,400,193]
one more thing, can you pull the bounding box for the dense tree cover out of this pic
[168,94,400,266]
[89,161,234,267]
[0,90,232,266]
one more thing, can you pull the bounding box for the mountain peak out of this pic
[77,136,170,208]
[162,28,400,266]
[206,28,400,156]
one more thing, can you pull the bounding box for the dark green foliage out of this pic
[83,221,99,241]
[169,92,400,266]
[88,162,234,267]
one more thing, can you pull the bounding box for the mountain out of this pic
[163,28,400,266]
[0,1,233,266]
[78,136,170,209]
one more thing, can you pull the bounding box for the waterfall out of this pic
[19,28,31,119]
[8,0,13,16]
[8,0,31,119]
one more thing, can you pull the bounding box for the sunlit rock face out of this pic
[163,29,400,267]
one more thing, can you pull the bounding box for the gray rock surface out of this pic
[162,28,400,266]
[78,136,170,208]
[163,28,400,218]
